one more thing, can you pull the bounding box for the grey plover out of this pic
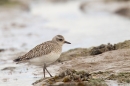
[14,35,71,77]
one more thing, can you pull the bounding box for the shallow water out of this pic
[1,1,130,52]
[31,0,130,51]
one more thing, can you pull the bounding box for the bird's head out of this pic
[52,35,71,45]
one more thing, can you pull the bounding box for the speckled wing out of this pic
[14,41,54,62]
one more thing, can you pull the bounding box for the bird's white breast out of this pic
[29,52,61,66]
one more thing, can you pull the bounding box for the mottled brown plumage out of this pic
[15,41,60,62]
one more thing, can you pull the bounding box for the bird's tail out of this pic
[13,55,26,62]
[13,58,21,62]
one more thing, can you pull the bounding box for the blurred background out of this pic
[0,0,130,86]
[0,0,130,52]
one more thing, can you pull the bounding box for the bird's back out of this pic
[14,41,62,64]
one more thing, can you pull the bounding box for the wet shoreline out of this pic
[0,0,130,86]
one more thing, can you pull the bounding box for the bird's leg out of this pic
[43,64,46,78]
[44,63,53,77]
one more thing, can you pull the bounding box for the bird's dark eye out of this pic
[59,39,63,41]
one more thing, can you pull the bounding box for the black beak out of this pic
[64,41,71,44]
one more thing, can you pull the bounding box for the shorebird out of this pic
[14,35,71,78]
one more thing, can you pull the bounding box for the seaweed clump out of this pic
[33,69,108,86]
[47,69,108,86]
[107,72,130,83]
[90,43,115,55]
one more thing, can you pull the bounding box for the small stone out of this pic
[53,82,64,85]
[62,76,71,82]
[73,74,80,80]
[59,72,65,78]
